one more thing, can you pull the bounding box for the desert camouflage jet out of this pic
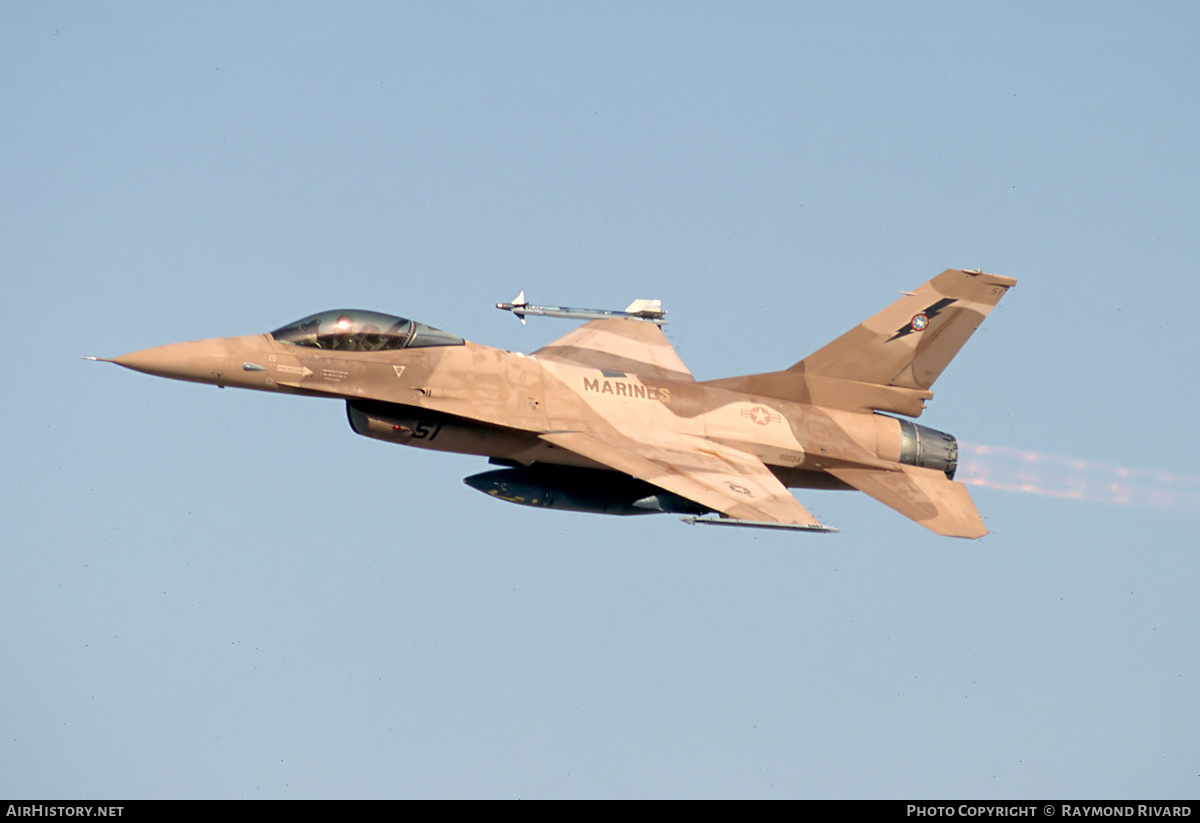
[92,268,1015,537]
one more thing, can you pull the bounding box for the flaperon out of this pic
[92,268,1015,536]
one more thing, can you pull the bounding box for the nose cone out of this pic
[108,335,272,387]
[113,339,229,383]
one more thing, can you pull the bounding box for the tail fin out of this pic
[699,269,1015,417]
[795,269,1015,390]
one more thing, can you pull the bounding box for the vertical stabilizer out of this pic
[793,269,1015,391]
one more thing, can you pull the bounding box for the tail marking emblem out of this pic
[888,298,955,342]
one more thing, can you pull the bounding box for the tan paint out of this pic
[103,269,1015,537]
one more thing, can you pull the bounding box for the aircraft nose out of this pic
[90,334,281,391]
[111,339,234,385]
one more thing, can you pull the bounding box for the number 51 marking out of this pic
[413,421,442,441]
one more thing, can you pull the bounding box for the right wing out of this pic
[533,319,695,382]
[539,429,830,529]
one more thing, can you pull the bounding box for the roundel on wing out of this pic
[910,313,929,332]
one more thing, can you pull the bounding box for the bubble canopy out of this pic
[270,309,464,352]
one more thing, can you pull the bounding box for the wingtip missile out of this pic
[495,294,666,325]
[680,516,839,533]
[495,291,528,324]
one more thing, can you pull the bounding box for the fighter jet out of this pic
[92,269,1015,537]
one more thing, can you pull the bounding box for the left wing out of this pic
[533,319,695,382]
[539,429,833,530]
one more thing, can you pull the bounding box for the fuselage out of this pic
[109,318,955,491]
[102,266,1013,537]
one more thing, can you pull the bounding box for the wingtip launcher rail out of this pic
[497,292,666,325]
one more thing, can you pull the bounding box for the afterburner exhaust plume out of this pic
[958,443,1200,510]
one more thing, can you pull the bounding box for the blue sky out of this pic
[4,2,1199,798]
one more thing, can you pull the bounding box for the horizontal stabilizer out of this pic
[826,464,987,538]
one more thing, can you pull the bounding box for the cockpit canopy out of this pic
[270,309,464,352]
